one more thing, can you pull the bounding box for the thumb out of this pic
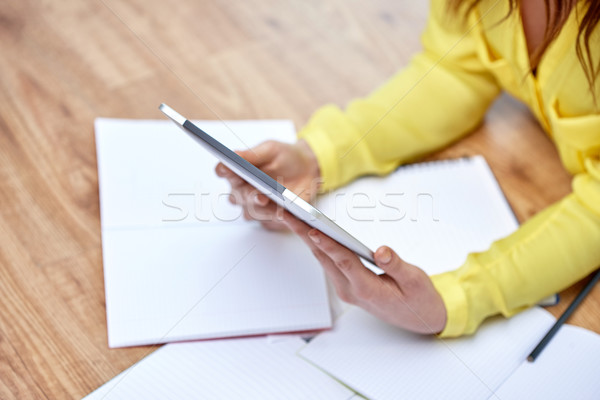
[236,140,278,168]
[374,246,417,283]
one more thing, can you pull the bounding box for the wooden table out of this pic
[1,1,598,398]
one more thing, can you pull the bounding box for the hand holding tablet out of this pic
[159,103,376,265]
[160,104,449,334]
[215,139,320,232]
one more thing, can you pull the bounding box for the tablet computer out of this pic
[159,103,375,265]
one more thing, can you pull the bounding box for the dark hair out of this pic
[449,0,599,96]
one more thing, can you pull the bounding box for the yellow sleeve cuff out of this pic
[431,272,469,338]
[297,126,339,192]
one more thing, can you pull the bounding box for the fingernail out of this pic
[378,248,392,265]
[308,230,320,243]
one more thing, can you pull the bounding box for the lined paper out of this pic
[96,119,331,347]
[495,324,600,399]
[84,337,355,400]
[299,306,556,400]
[315,156,518,276]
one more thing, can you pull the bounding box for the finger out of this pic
[281,210,312,236]
[307,230,380,300]
[238,184,269,207]
[244,206,276,222]
[230,190,281,223]
[260,220,289,231]
[216,163,245,186]
[228,186,245,205]
[215,162,236,180]
[236,140,278,168]
[215,162,228,177]
[227,185,255,206]
[374,246,422,292]
[245,199,282,222]
[280,213,354,300]
[229,183,266,208]
[284,216,352,296]
[309,246,353,303]
[284,214,322,252]
[283,211,349,289]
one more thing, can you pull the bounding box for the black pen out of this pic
[527,268,600,362]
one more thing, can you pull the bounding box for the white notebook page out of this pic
[95,119,331,347]
[84,336,355,400]
[299,306,556,400]
[315,156,518,276]
[495,324,600,399]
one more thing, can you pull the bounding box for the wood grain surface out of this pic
[0,1,597,398]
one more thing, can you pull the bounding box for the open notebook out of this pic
[83,336,356,400]
[95,119,331,347]
[299,306,600,400]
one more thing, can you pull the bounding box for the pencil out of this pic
[527,268,600,362]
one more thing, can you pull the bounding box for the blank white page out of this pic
[96,119,296,229]
[299,306,556,400]
[495,324,600,399]
[95,119,331,347]
[103,225,332,347]
[315,156,518,276]
[83,336,355,400]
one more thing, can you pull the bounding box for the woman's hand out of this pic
[215,139,321,231]
[284,212,447,335]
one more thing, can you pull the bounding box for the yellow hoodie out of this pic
[297,0,600,337]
